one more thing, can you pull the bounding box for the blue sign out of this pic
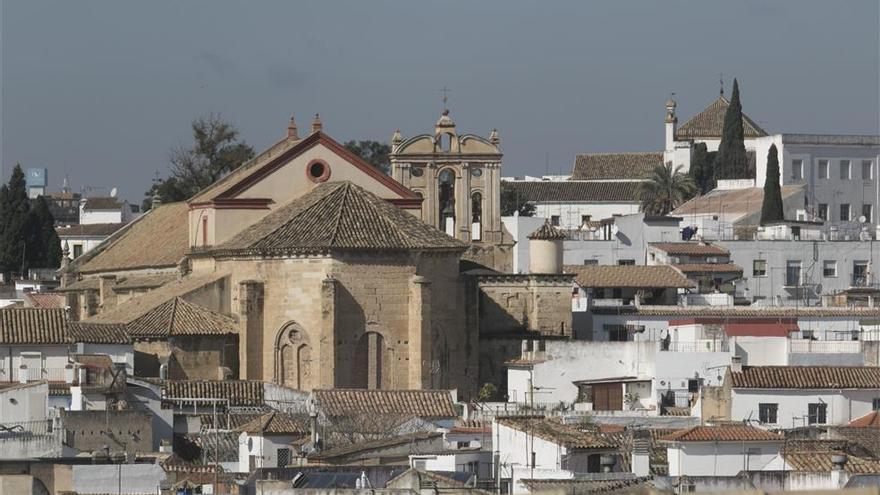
[26,168,47,188]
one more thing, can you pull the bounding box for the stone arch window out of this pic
[274,322,312,390]
[438,169,456,236]
[438,133,454,152]
[471,191,483,241]
[353,331,385,389]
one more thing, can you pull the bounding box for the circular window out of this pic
[471,168,483,177]
[306,160,331,183]
[411,167,424,177]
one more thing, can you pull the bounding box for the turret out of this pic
[528,222,566,274]
[665,95,677,153]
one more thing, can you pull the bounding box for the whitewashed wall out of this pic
[730,389,878,427]
[667,441,784,477]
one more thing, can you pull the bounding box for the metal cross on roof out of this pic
[441,85,451,110]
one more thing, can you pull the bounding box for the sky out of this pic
[1,0,879,202]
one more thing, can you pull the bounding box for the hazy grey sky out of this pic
[2,1,879,201]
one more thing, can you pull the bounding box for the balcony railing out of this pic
[662,340,730,353]
[0,367,76,384]
[790,340,861,354]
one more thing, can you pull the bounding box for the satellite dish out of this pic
[109,187,118,198]
[859,215,867,223]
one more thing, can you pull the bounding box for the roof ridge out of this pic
[168,298,179,335]
[328,182,352,247]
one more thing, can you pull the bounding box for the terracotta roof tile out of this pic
[675,95,767,140]
[565,264,693,289]
[56,223,126,237]
[784,451,880,473]
[68,322,131,344]
[849,411,880,428]
[673,185,804,217]
[313,389,457,418]
[674,263,743,274]
[519,478,652,494]
[496,417,616,449]
[660,425,781,443]
[162,380,264,407]
[528,222,567,240]
[82,197,123,210]
[237,411,309,435]
[310,431,442,460]
[112,273,177,291]
[730,366,880,389]
[0,308,68,344]
[502,180,640,203]
[126,297,237,338]
[23,292,66,309]
[212,181,464,254]
[76,202,189,273]
[649,242,729,256]
[571,152,663,180]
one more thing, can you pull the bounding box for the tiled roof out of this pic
[82,197,123,210]
[496,417,615,449]
[673,185,803,217]
[660,425,781,443]
[213,181,464,254]
[126,297,237,338]
[502,180,640,203]
[68,322,131,344]
[674,263,743,274]
[61,278,100,291]
[0,308,68,344]
[849,411,880,428]
[56,223,126,237]
[675,95,767,140]
[112,273,177,291]
[162,380,264,407]
[519,478,652,494]
[781,134,880,146]
[571,152,662,180]
[23,292,66,309]
[784,451,880,474]
[310,431,442,461]
[528,222,567,241]
[313,389,457,418]
[730,366,880,389]
[620,306,880,318]
[649,242,729,256]
[564,264,693,289]
[75,202,189,273]
[237,411,309,435]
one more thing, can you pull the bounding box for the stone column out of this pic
[238,281,264,380]
[425,163,437,228]
[456,167,469,242]
[408,275,432,389]
[489,164,501,243]
[319,276,338,388]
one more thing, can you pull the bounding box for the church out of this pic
[61,110,547,398]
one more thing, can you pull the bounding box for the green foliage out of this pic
[477,383,498,402]
[144,114,255,210]
[25,196,62,269]
[0,165,62,274]
[689,142,717,194]
[714,79,750,179]
[760,144,785,225]
[500,183,536,217]
[637,162,696,216]
[343,140,391,174]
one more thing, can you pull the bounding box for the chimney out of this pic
[287,114,299,139]
[309,411,320,451]
[630,430,651,477]
[99,275,117,308]
[151,192,162,209]
[310,113,323,133]
[730,355,742,374]
[831,454,848,487]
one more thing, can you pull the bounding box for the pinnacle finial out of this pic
[311,113,323,133]
[287,114,299,139]
[392,129,403,145]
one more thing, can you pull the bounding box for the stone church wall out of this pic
[169,335,238,380]
[476,275,574,336]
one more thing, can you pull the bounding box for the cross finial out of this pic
[441,86,451,111]
[719,72,724,96]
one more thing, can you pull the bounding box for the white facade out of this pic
[532,202,640,231]
[666,441,784,477]
[409,451,491,480]
[0,344,72,385]
[237,432,298,472]
[0,381,48,423]
[730,388,880,428]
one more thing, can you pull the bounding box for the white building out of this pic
[56,222,126,259]
[79,196,138,225]
[237,411,309,471]
[661,425,785,477]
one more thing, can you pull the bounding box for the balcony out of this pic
[0,366,76,384]
[661,340,730,353]
[591,298,634,308]
[789,340,861,354]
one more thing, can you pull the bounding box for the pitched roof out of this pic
[309,431,442,461]
[212,181,464,255]
[162,380,264,407]
[519,478,652,494]
[849,411,880,428]
[528,222,567,241]
[68,322,131,344]
[56,223,126,238]
[313,389,457,419]
[502,181,640,203]
[126,297,237,338]
[673,185,803,217]
[649,242,729,256]
[112,273,177,291]
[571,152,662,180]
[75,202,189,274]
[675,95,767,140]
[0,308,68,344]
[82,197,123,210]
[673,263,743,274]
[237,411,309,435]
[496,417,616,449]
[784,451,880,474]
[730,366,880,389]
[564,264,693,289]
[23,292,66,309]
[660,425,782,443]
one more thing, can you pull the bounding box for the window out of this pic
[73,244,84,258]
[817,204,828,221]
[863,204,873,223]
[818,160,829,179]
[470,168,483,177]
[410,167,424,178]
[759,403,778,424]
[277,448,291,467]
[840,203,851,222]
[456,441,471,449]
[786,260,802,286]
[854,261,869,286]
[583,259,598,265]
[823,260,838,278]
[605,325,628,342]
[753,259,767,277]
[581,214,592,225]
[618,259,635,266]
[863,160,874,180]
[791,159,803,180]
[551,215,560,226]
[752,296,766,303]
[840,160,852,180]
[306,159,331,183]
[873,398,880,410]
[802,329,815,340]
[808,403,827,424]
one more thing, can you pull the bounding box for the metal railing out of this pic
[789,340,861,354]
[662,340,730,353]
[0,367,75,383]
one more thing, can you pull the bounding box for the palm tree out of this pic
[637,162,696,216]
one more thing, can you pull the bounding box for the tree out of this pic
[343,140,391,174]
[713,78,750,179]
[25,196,62,269]
[637,162,696,216]
[144,115,255,210]
[0,165,30,274]
[500,183,536,217]
[689,142,717,194]
[760,144,785,225]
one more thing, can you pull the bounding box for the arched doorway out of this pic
[274,322,312,390]
[353,331,384,389]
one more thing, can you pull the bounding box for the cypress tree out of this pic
[760,144,785,225]
[0,165,30,274]
[714,79,749,179]
[689,142,716,194]
[26,196,62,268]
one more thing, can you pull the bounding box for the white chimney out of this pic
[631,430,651,477]
[730,356,743,374]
